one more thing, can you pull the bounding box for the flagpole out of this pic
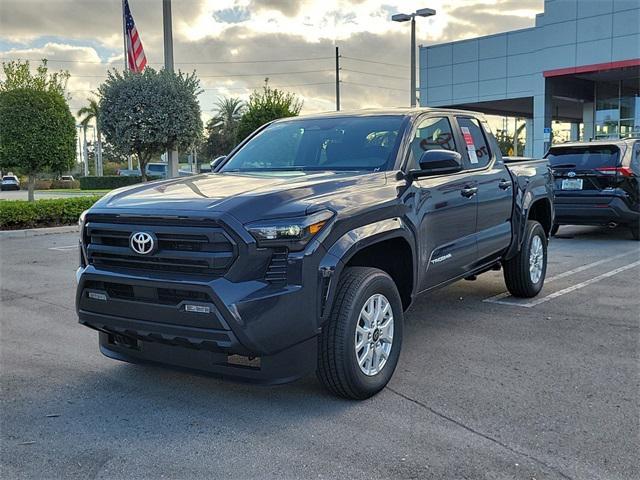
[122,0,128,71]
[122,0,133,170]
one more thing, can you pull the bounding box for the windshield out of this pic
[147,164,166,172]
[220,115,406,172]
[546,145,620,169]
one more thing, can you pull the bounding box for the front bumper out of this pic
[77,248,325,383]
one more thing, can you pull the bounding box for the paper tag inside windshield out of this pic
[461,127,478,164]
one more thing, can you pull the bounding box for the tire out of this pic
[630,224,640,241]
[550,223,560,236]
[503,220,547,298]
[317,267,403,400]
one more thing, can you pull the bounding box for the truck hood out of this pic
[95,171,390,223]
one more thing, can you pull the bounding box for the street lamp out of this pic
[392,7,436,107]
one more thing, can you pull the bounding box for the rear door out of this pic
[546,145,622,202]
[456,116,513,263]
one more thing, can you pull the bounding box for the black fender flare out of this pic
[317,217,416,323]
[505,180,554,260]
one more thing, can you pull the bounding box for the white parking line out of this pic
[48,245,77,252]
[486,260,640,308]
[483,252,634,305]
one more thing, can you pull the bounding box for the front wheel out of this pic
[317,267,403,400]
[503,220,548,298]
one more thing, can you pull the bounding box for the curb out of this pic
[0,225,79,239]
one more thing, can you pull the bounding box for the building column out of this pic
[524,118,534,157]
[533,80,553,157]
[583,102,594,141]
[569,123,579,141]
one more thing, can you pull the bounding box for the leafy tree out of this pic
[0,60,76,201]
[202,97,245,159]
[98,68,203,181]
[0,59,69,97]
[237,80,303,142]
[77,98,103,175]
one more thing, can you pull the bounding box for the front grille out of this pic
[85,216,237,277]
[85,280,213,306]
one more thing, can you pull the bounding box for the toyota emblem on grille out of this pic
[130,232,155,255]
[567,171,577,177]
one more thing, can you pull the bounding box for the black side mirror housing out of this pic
[412,149,463,177]
[211,156,226,170]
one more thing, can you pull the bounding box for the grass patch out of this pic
[0,196,101,230]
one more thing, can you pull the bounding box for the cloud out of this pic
[0,0,543,116]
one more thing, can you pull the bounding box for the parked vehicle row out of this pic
[76,108,554,399]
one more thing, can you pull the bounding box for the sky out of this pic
[0,0,544,123]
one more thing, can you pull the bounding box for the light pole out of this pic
[392,8,436,107]
[163,0,179,179]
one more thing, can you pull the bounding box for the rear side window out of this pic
[631,142,640,175]
[546,146,620,170]
[457,117,491,168]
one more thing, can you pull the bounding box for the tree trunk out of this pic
[96,128,103,177]
[27,174,35,202]
[137,150,147,182]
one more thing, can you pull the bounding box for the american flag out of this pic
[123,0,147,73]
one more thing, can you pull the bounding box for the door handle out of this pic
[499,179,512,190]
[461,186,478,198]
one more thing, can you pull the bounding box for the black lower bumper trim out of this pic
[79,310,236,352]
[98,332,317,384]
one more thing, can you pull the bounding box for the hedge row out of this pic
[79,176,143,190]
[0,196,102,230]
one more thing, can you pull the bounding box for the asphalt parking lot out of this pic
[1,225,638,480]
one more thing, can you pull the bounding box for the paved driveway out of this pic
[1,226,638,479]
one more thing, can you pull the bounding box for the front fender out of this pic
[317,217,415,323]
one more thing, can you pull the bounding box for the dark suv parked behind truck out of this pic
[546,139,639,240]
[77,109,554,399]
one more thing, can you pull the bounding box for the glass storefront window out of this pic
[594,78,640,139]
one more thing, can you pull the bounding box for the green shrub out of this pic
[79,175,142,190]
[0,196,101,230]
[50,179,80,189]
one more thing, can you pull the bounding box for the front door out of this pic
[405,116,479,291]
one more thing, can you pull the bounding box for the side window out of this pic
[457,117,492,168]
[631,141,640,175]
[407,117,456,169]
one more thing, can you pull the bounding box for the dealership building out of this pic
[419,0,640,157]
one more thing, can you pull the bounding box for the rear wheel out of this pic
[550,223,560,236]
[503,220,547,298]
[630,224,640,241]
[317,267,403,400]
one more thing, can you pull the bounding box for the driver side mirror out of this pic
[412,149,463,177]
[211,156,226,170]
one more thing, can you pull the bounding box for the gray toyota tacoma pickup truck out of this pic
[77,108,554,399]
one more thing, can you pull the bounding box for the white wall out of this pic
[419,0,640,157]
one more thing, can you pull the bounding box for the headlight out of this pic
[245,210,334,251]
[78,209,89,229]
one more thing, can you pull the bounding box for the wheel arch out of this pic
[319,219,416,320]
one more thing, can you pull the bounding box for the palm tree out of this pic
[213,97,245,131]
[77,98,102,175]
[203,97,245,158]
